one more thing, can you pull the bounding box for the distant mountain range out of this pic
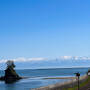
[0,56,90,69]
[15,57,90,69]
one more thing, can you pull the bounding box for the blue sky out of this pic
[0,0,90,59]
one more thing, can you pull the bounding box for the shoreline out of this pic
[43,76,76,79]
[32,75,88,90]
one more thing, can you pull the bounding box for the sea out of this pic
[0,67,89,90]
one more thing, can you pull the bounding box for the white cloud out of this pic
[60,56,73,60]
[59,56,90,60]
[80,57,90,60]
[0,56,90,64]
[0,57,47,63]
[0,59,7,63]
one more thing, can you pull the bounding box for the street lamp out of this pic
[74,72,80,90]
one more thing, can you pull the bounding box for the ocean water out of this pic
[0,68,89,90]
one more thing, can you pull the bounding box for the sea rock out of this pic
[0,60,22,83]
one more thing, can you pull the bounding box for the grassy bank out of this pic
[63,76,90,90]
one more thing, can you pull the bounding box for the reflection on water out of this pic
[0,77,71,90]
[5,79,20,84]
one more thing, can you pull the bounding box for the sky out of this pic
[0,0,90,60]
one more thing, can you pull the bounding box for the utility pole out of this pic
[75,72,80,90]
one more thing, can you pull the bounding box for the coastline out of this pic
[32,75,88,90]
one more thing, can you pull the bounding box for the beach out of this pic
[32,75,88,90]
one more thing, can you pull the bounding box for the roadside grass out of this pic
[63,76,90,90]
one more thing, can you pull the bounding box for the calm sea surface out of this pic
[0,68,89,90]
